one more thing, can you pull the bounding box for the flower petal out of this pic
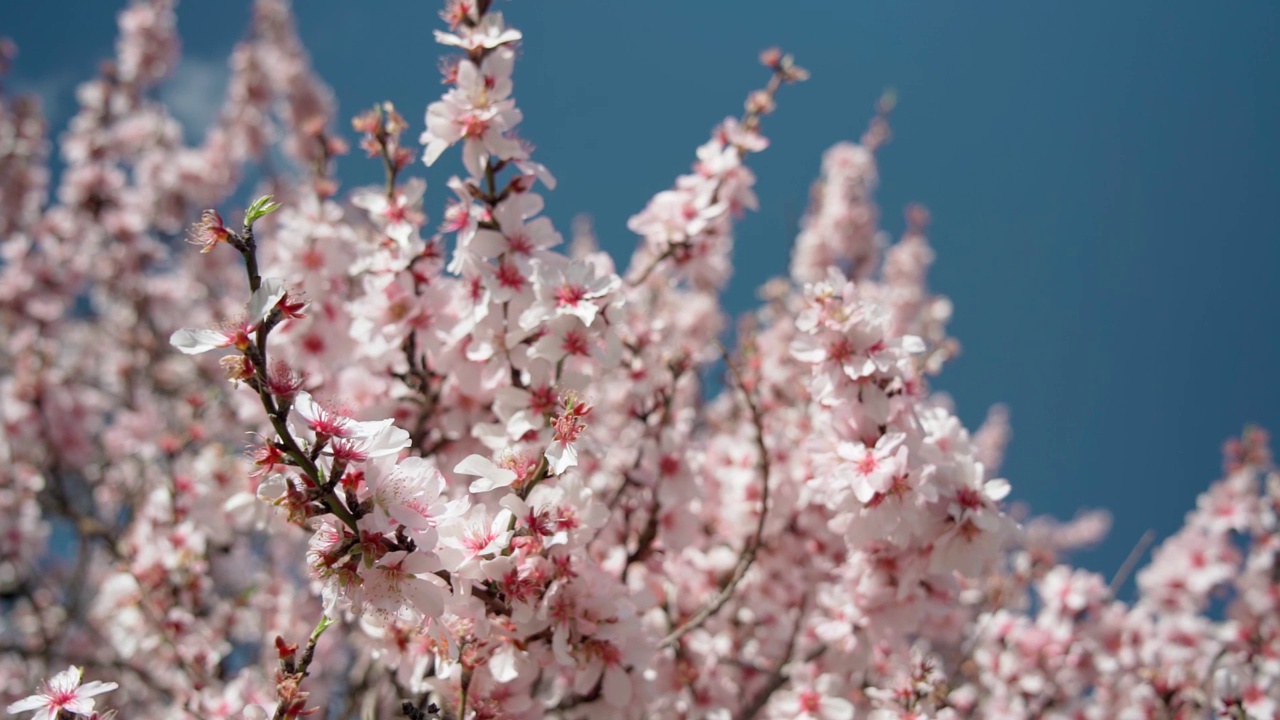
[454,455,517,493]
[6,695,52,714]
[169,328,230,354]
[248,278,287,324]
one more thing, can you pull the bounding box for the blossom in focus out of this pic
[6,666,119,720]
[169,278,288,354]
[187,208,232,253]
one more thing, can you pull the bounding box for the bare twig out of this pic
[1108,529,1156,598]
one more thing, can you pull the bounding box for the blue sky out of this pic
[7,0,1279,587]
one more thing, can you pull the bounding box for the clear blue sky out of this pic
[8,1,1279,586]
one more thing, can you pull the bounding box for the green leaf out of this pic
[245,195,283,225]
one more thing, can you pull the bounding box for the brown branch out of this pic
[229,222,361,534]
[272,614,334,720]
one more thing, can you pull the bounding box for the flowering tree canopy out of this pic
[2,1,1277,719]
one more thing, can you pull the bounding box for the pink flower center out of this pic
[460,113,489,138]
[384,202,408,224]
[331,438,368,463]
[464,528,498,555]
[659,455,681,477]
[556,283,587,307]
[827,337,854,363]
[561,329,590,357]
[442,203,470,232]
[402,498,436,526]
[529,385,556,415]
[302,248,325,270]
[856,453,879,476]
[507,231,533,255]
[955,487,982,510]
[387,296,413,322]
[495,261,525,290]
[302,334,326,355]
[307,409,352,438]
[553,414,585,444]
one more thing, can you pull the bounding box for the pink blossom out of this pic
[5,3,1277,719]
[774,675,855,720]
[433,12,522,52]
[7,666,119,720]
[169,278,287,354]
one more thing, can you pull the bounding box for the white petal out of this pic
[984,478,1012,501]
[292,392,322,423]
[405,577,446,619]
[462,141,486,180]
[789,337,827,363]
[169,328,229,354]
[552,626,573,666]
[362,425,411,456]
[602,665,632,707]
[454,455,517,494]
[247,278,287,323]
[523,160,556,190]
[499,493,529,518]
[545,440,578,475]
[6,695,50,713]
[469,229,508,259]
[823,697,855,720]
[853,479,877,504]
[488,644,521,683]
[421,138,449,167]
[256,474,288,502]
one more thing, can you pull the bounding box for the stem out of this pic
[233,225,361,534]
[301,614,334,670]
[272,614,334,720]
[240,225,262,293]
[1107,529,1156,598]
[457,667,473,720]
[626,247,674,287]
[380,125,399,200]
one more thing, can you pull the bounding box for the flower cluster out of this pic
[1,2,1275,720]
[626,51,805,292]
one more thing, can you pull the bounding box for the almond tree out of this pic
[1,2,1276,719]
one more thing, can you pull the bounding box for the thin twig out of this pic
[626,247,675,287]
[1108,529,1156,598]
[272,614,334,720]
